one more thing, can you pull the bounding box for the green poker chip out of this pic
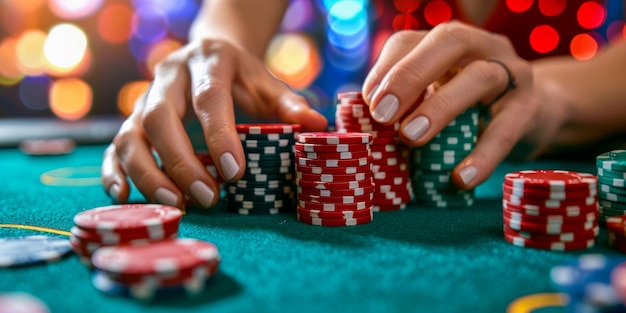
[598,183,626,195]
[597,150,626,171]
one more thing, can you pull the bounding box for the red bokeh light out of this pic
[538,0,565,16]
[529,25,559,53]
[577,1,606,29]
[393,0,420,13]
[507,0,533,13]
[570,33,598,60]
[392,13,419,31]
[424,0,452,26]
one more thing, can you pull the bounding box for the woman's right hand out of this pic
[101,39,328,210]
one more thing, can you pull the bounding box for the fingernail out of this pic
[402,116,430,141]
[108,184,120,203]
[220,152,240,180]
[459,166,478,186]
[372,94,399,123]
[155,188,178,207]
[190,181,215,208]
[367,84,379,102]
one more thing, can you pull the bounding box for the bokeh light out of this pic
[424,0,452,26]
[507,0,533,13]
[49,78,92,120]
[16,30,48,76]
[117,81,150,116]
[327,1,368,49]
[98,3,133,44]
[282,0,315,31]
[393,0,420,13]
[538,0,566,17]
[48,0,102,19]
[146,39,182,77]
[570,33,599,60]
[0,38,24,85]
[577,1,607,29]
[392,13,419,31]
[19,75,52,111]
[529,25,560,53]
[606,20,626,41]
[44,23,88,70]
[266,34,322,89]
[132,5,169,43]
[5,0,46,13]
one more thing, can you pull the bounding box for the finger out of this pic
[451,94,535,189]
[142,55,221,209]
[101,143,130,204]
[114,109,186,208]
[233,51,328,131]
[187,42,246,184]
[369,21,513,125]
[362,30,427,103]
[399,60,511,144]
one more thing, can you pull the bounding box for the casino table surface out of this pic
[1,144,624,313]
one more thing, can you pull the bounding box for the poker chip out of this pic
[551,254,626,311]
[295,178,374,190]
[295,149,370,160]
[410,105,478,208]
[298,199,373,212]
[0,292,50,313]
[297,184,375,197]
[297,206,373,219]
[18,138,76,156]
[297,132,372,145]
[296,163,371,175]
[605,216,626,253]
[236,123,301,134]
[597,151,626,221]
[297,156,371,168]
[334,92,412,211]
[297,213,373,227]
[0,236,73,268]
[501,170,599,251]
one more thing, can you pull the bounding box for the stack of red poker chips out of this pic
[295,132,374,226]
[606,216,626,252]
[90,238,220,300]
[334,92,412,211]
[501,170,599,251]
[70,204,182,266]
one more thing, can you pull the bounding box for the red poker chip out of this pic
[74,204,182,233]
[374,188,412,200]
[504,170,597,191]
[235,123,301,134]
[196,151,214,165]
[369,143,407,153]
[503,225,599,242]
[297,206,373,220]
[297,156,371,168]
[336,110,371,119]
[377,183,412,194]
[297,132,372,145]
[608,235,626,253]
[502,202,599,217]
[296,171,373,183]
[502,193,597,208]
[502,209,598,225]
[336,91,363,100]
[373,203,408,212]
[503,232,596,251]
[373,170,410,181]
[296,178,373,190]
[71,224,180,245]
[503,215,597,234]
[372,196,411,206]
[371,157,406,167]
[294,142,369,153]
[502,184,596,200]
[372,163,408,173]
[336,117,386,126]
[374,176,411,187]
[336,123,399,133]
[368,130,400,138]
[606,231,626,244]
[605,215,626,234]
[69,235,101,258]
[295,149,370,160]
[92,238,220,277]
[104,258,220,286]
[297,184,375,197]
[297,192,373,204]
[297,213,373,227]
[297,199,373,211]
[371,149,409,160]
[296,163,371,175]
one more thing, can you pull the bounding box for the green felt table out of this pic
[0,145,623,313]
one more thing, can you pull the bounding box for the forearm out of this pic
[189,0,288,58]
[532,41,626,147]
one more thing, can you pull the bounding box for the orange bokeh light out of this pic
[50,78,92,120]
[16,30,48,76]
[146,39,182,77]
[5,0,45,13]
[117,81,150,116]
[98,3,133,44]
[570,33,598,60]
[0,37,24,84]
[266,34,322,89]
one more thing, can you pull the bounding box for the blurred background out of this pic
[0,0,624,146]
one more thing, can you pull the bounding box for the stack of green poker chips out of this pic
[410,106,479,208]
[596,150,626,221]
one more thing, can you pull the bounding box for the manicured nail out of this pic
[190,181,215,208]
[108,184,120,203]
[220,152,240,180]
[402,116,430,141]
[155,188,178,207]
[372,94,399,123]
[367,84,379,102]
[459,166,478,186]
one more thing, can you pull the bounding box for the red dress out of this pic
[375,0,614,60]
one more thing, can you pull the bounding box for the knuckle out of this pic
[205,123,234,148]
[386,64,426,89]
[431,21,469,45]
[140,102,167,133]
[386,30,422,46]
[193,81,230,106]
[163,153,191,181]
